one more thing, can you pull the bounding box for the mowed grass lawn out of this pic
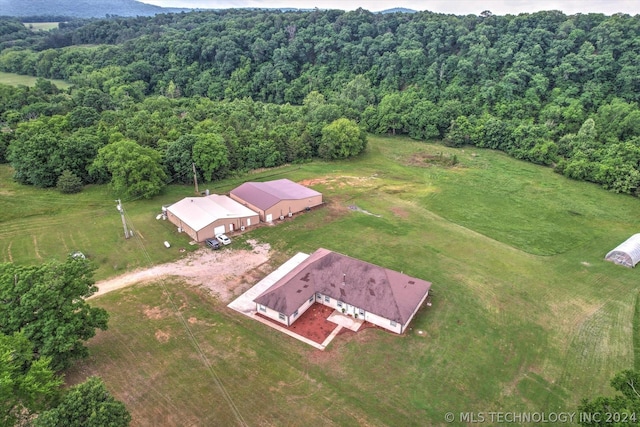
[4,135,640,425]
[0,71,71,90]
[23,22,60,31]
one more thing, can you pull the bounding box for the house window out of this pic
[259,304,266,312]
[359,309,365,316]
[324,295,330,303]
[293,309,299,318]
[390,320,397,327]
[308,295,314,303]
[337,301,343,308]
[279,313,285,320]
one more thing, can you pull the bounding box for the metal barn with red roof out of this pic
[230,179,323,222]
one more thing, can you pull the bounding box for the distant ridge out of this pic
[0,0,190,18]
[378,8,417,14]
[0,0,419,19]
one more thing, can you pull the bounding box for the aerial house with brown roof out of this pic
[165,194,259,242]
[229,179,322,223]
[253,248,432,334]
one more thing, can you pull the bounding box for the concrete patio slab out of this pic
[327,311,364,332]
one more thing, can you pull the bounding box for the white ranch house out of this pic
[254,248,432,334]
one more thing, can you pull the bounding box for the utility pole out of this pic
[192,163,199,195]
[116,199,129,239]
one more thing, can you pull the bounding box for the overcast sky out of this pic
[140,0,639,15]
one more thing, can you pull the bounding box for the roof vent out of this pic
[296,289,302,293]
[408,280,415,285]
[369,289,375,296]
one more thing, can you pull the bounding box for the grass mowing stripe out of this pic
[123,211,249,427]
[159,276,249,427]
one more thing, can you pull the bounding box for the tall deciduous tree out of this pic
[7,120,62,187]
[445,115,473,147]
[0,257,108,371]
[34,377,131,427]
[0,332,62,426]
[165,134,198,184]
[92,138,167,199]
[318,118,367,160]
[578,370,640,426]
[192,133,230,182]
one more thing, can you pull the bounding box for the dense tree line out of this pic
[1,89,365,198]
[0,257,130,426]
[578,370,640,426]
[1,8,640,195]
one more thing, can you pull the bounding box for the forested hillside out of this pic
[1,9,639,197]
[0,0,189,18]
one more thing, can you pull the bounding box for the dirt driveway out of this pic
[90,239,271,302]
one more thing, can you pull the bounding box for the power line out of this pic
[121,210,248,426]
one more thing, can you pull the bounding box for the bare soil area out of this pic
[257,303,337,344]
[91,239,271,301]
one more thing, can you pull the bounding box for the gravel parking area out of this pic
[91,239,271,301]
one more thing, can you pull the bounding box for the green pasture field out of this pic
[0,71,71,90]
[3,135,640,425]
[23,22,60,31]
[0,166,199,280]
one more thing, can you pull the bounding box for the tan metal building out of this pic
[229,179,322,222]
[165,194,259,242]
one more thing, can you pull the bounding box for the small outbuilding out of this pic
[230,179,322,222]
[605,234,640,268]
[166,194,259,242]
[254,248,432,334]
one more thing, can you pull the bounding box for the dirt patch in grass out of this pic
[257,303,337,344]
[298,177,333,187]
[92,240,271,304]
[315,196,350,223]
[390,206,410,218]
[223,260,276,301]
[154,330,171,343]
[143,306,170,320]
[299,175,379,191]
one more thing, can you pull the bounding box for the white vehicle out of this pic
[216,234,231,245]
